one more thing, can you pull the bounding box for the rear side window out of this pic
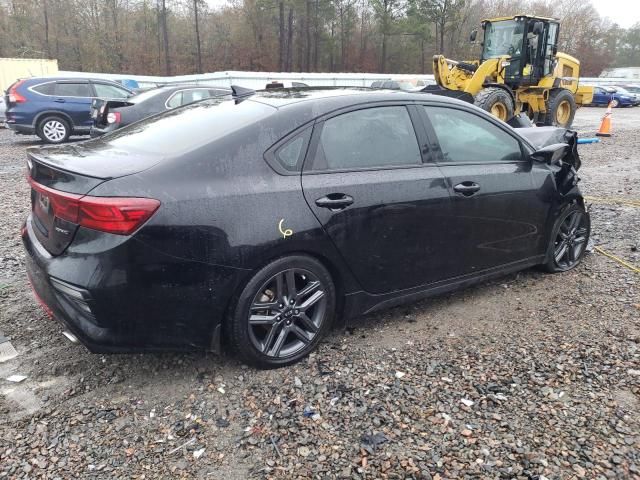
[54,82,91,97]
[311,106,421,171]
[32,83,55,95]
[94,83,130,98]
[424,106,522,163]
[182,89,211,105]
[272,128,312,172]
[167,92,183,108]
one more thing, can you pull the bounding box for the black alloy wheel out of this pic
[230,256,335,368]
[543,204,590,272]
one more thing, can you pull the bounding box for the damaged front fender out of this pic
[519,126,581,197]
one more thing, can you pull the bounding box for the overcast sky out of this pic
[206,0,640,29]
[592,0,640,28]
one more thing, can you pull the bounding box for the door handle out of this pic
[54,98,66,103]
[453,182,480,196]
[315,193,354,211]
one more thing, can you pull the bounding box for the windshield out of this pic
[482,20,524,59]
[614,87,631,95]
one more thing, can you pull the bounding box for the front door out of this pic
[301,104,453,295]
[420,104,550,277]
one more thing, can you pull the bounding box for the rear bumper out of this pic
[22,215,246,353]
[90,124,117,137]
[6,122,35,135]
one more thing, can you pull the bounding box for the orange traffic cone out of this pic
[596,102,613,137]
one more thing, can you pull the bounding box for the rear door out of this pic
[52,81,93,129]
[420,104,550,277]
[301,104,453,295]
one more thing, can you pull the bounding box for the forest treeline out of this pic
[1,0,638,77]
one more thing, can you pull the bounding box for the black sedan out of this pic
[89,84,230,136]
[23,88,590,368]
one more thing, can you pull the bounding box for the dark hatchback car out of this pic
[90,85,230,136]
[23,88,590,368]
[4,77,133,143]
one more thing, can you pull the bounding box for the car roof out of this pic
[23,77,124,84]
[157,84,230,92]
[246,87,462,110]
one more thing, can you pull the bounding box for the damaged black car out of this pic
[22,88,590,368]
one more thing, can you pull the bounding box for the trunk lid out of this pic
[28,151,104,255]
[28,138,165,256]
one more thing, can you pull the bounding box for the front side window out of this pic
[54,82,91,97]
[94,83,130,98]
[424,106,522,163]
[311,106,421,171]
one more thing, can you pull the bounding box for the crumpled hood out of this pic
[518,126,582,195]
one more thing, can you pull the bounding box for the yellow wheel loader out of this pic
[430,15,593,128]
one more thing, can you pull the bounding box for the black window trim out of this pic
[302,102,434,175]
[418,102,530,166]
[263,123,314,176]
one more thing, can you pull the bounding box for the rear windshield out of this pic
[95,97,274,156]
[128,88,166,103]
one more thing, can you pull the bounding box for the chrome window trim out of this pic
[27,80,129,99]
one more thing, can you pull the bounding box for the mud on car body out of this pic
[22,87,590,368]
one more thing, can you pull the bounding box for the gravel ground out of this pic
[0,108,639,479]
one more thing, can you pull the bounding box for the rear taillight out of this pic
[106,112,121,124]
[28,178,160,235]
[8,80,27,103]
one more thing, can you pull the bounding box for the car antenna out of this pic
[231,85,255,98]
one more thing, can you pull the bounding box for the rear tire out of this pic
[37,115,70,144]
[541,203,590,273]
[474,87,514,122]
[229,255,336,369]
[544,89,576,128]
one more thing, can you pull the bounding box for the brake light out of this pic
[106,112,121,124]
[28,178,160,235]
[8,80,27,103]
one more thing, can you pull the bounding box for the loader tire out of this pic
[474,87,514,122]
[544,89,576,128]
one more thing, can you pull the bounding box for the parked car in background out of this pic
[90,85,230,137]
[23,88,589,368]
[0,96,6,125]
[590,86,635,108]
[371,78,431,91]
[611,86,640,106]
[620,84,640,96]
[265,81,309,89]
[4,77,133,143]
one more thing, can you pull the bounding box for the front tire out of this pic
[544,89,576,128]
[542,203,590,273]
[37,115,70,144]
[474,87,514,122]
[229,255,336,368]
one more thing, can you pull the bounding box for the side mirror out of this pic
[469,30,477,42]
[533,21,544,35]
[530,143,568,165]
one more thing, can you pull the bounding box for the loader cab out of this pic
[481,16,559,88]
